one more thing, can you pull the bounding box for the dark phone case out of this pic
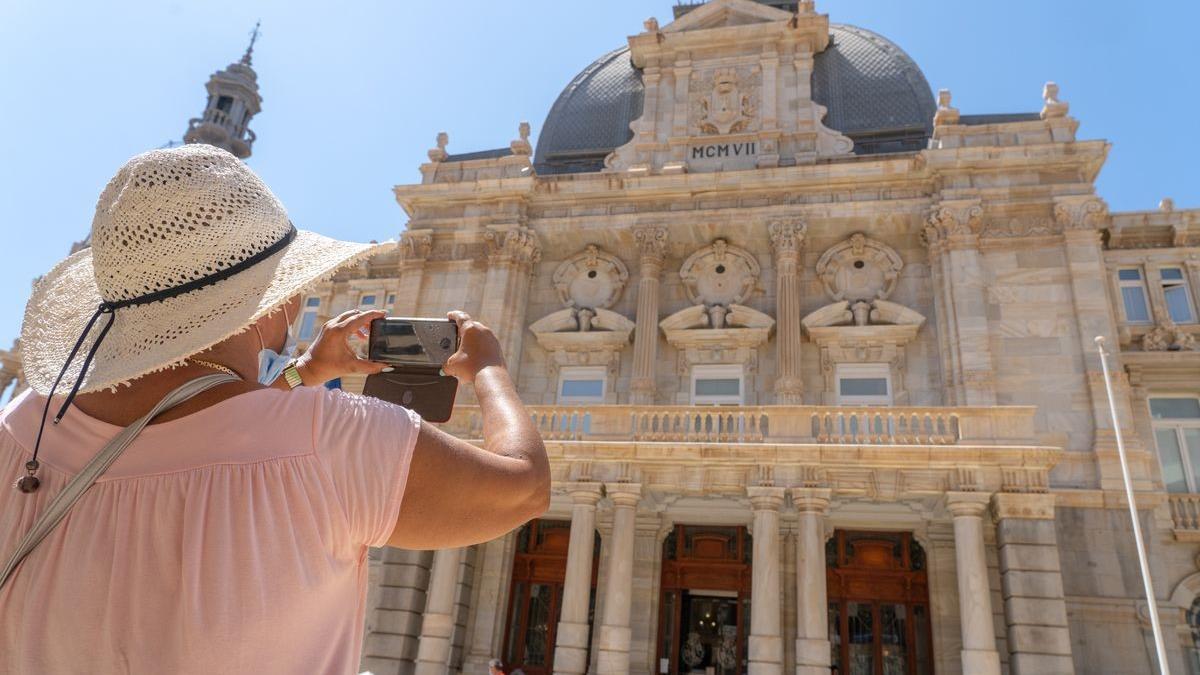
[362,370,459,423]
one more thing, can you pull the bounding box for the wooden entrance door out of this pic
[657,525,752,675]
[502,520,598,675]
[826,530,934,675]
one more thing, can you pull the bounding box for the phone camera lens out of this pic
[440,337,452,349]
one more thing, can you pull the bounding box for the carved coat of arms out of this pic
[695,68,756,135]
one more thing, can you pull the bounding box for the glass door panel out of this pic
[880,603,909,675]
[847,602,875,675]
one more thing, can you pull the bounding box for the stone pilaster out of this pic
[554,483,603,675]
[394,229,434,315]
[769,219,807,404]
[747,486,786,675]
[414,547,466,675]
[481,226,541,378]
[790,487,831,675]
[1055,195,1151,490]
[362,548,435,675]
[630,227,667,405]
[992,493,1075,675]
[946,492,1002,675]
[925,201,997,405]
[597,483,643,675]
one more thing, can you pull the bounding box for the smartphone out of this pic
[368,317,459,370]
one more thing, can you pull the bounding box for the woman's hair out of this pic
[488,658,504,669]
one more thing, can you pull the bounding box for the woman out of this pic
[0,144,549,673]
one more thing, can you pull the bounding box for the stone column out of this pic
[414,547,466,675]
[946,492,1001,675]
[554,483,603,675]
[747,486,786,675]
[926,202,996,405]
[461,533,516,674]
[769,219,807,404]
[481,227,541,378]
[630,227,668,405]
[1055,195,1151,490]
[597,483,643,675]
[395,230,434,315]
[922,228,961,404]
[791,488,832,675]
[993,493,1074,675]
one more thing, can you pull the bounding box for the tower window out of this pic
[216,95,233,112]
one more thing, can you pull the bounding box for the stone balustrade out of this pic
[439,404,1037,447]
[1169,494,1200,540]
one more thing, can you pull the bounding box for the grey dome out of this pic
[812,24,936,154]
[534,46,644,175]
[534,24,935,174]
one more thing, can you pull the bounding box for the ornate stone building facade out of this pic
[4,2,1200,674]
[332,3,1200,674]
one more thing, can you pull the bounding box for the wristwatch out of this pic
[282,361,304,389]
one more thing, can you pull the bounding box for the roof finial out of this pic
[241,20,261,66]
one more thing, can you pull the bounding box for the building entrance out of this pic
[826,530,934,675]
[657,525,751,675]
[502,520,599,675]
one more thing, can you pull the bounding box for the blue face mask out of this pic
[256,308,298,385]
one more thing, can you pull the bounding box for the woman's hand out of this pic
[293,309,391,385]
[442,311,506,384]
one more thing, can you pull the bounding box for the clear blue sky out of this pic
[0,0,1196,351]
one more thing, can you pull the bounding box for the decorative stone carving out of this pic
[1053,196,1108,231]
[679,239,760,327]
[691,68,758,135]
[979,217,1058,239]
[767,218,806,258]
[815,232,903,304]
[1040,81,1068,120]
[510,121,532,156]
[1142,307,1197,352]
[552,245,630,321]
[427,131,449,162]
[933,89,959,126]
[660,304,775,381]
[484,227,542,265]
[398,229,433,262]
[633,225,669,263]
[924,201,985,243]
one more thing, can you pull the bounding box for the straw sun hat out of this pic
[20,143,388,400]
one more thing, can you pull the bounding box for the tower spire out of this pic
[241,20,261,66]
[183,26,263,159]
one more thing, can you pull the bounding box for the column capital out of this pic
[567,482,604,505]
[925,199,984,246]
[605,482,643,508]
[992,492,1057,520]
[484,226,541,265]
[747,485,786,511]
[767,217,807,259]
[398,228,434,262]
[632,225,668,266]
[790,487,832,514]
[946,491,992,518]
[1053,195,1109,231]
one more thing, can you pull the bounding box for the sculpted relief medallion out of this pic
[691,67,759,136]
[815,232,903,303]
[553,244,628,311]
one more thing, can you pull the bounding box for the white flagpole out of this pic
[1095,335,1170,674]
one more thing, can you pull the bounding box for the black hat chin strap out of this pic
[17,225,297,494]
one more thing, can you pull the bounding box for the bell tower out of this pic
[183,23,263,159]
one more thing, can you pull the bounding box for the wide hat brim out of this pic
[20,229,390,395]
